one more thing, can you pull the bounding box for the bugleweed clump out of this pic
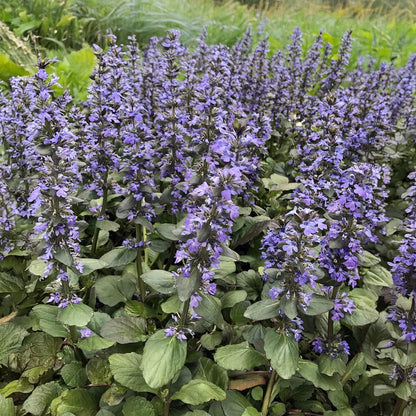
[0,28,415,416]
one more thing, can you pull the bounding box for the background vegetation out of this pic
[0,0,415,100]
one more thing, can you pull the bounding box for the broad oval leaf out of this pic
[142,330,187,389]
[171,379,226,405]
[214,342,268,371]
[264,331,298,379]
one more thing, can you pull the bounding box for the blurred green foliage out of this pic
[0,0,414,100]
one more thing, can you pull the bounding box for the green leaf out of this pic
[279,296,297,319]
[221,290,247,309]
[373,384,395,396]
[396,381,412,400]
[101,383,126,406]
[195,293,225,326]
[22,382,64,416]
[0,272,24,293]
[244,299,280,321]
[51,389,98,416]
[177,268,200,302]
[214,257,236,280]
[95,274,136,306]
[155,223,180,241]
[161,294,182,314]
[0,394,15,416]
[242,408,262,416]
[31,305,68,337]
[357,251,380,267]
[28,260,47,276]
[236,270,262,300]
[11,333,61,383]
[57,303,93,326]
[318,355,346,376]
[341,352,366,384]
[78,258,108,275]
[60,362,88,387]
[109,353,155,393]
[142,330,187,388]
[214,342,268,371]
[221,390,252,416]
[100,247,137,268]
[328,389,349,409]
[200,332,222,350]
[141,270,175,294]
[264,331,298,379]
[196,357,228,391]
[97,220,120,232]
[0,322,28,365]
[100,316,147,344]
[342,289,379,326]
[77,335,115,352]
[86,358,112,385]
[304,295,334,316]
[297,360,342,391]
[0,378,33,397]
[123,396,155,416]
[54,247,73,267]
[0,53,29,82]
[172,379,226,405]
[363,265,393,287]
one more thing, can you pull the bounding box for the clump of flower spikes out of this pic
[0,60,84,307]
[387,168,416,342]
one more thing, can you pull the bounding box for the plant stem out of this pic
[261,370,278,415]
[328,286,339,338]
[181,298,191,328]
[91,174,108,255]
[163,397,171,416]
[392,398,406,416]
[136,224,146,302]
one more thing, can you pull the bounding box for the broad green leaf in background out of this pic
[0,322,28,365]
[51,389,98,416]
[95,274,136,306]
[304,295,334,316]
[108,353,155,393]
[142,330,187,388]
[244,299,280,320]
[100,316,147,344]
[57,302,93,326]
[298,360,342,391]
[141,269,176,294]
[195,357,228,391]
[31,305,68,337]
[221,290,247,309]
[172,379,226,405]
[341,353,366,384]
[214,342,268,371]
[77,334,115,352]
[195,293,225,326]
[22,382,64,416]
[100,247,137,268]
[122,396,155,416]
[363,265,393,287]
[264,331,298,379]
[221,390,252,416]
[0,378,33,397]
[86,358,112,385]
[0,272,24,293]
[60,362,88,387]
[0,393,15,416]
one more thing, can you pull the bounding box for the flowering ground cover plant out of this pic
[0,28,415,416]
